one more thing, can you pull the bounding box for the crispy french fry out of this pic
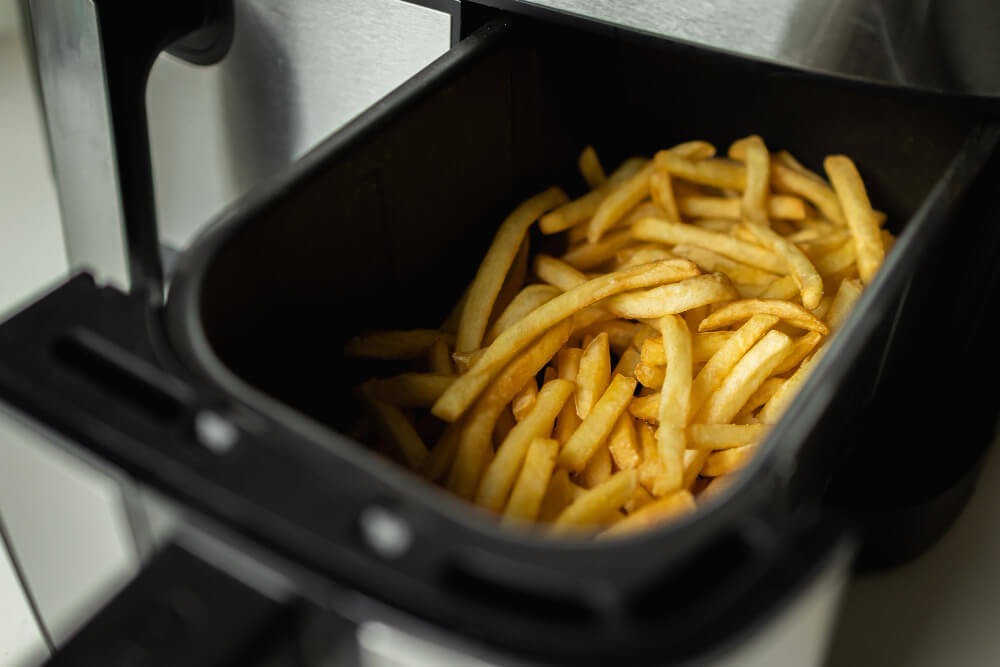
[613,346,642,380]
[698,299,829,334]
[813,241,857,278]
[629,392,660,422]
[574,320,640,356]
[670,140,717,160]
[738,377,786,417]
[580,444,612,487]
[576,332,612,419]
[578,145,606,189]
[632,218,786,274]
[475,379,574,511]
[640,331,735,366]
[678,195,806,220]
[825,155,885,284]
[624,484,655,514]
[568,201,662,246]
[368,373,455,408]
[688,423,769,450]
[771,331,823,375]
[759,275,799,300]
[502,437,560,524]
[811,295,834,321]
[772,162,845,225]
[693,218,738,233]
[360,382,428,467]
[758,344,827,425]
[428,337,454,375]
[492,236,531,330]
[650,170,681,221]
[742,222,824,309]
[539,158,647,234]
[655,315,692,495]
[671,244,780,287]
[485,284,561,345]
[345,330,449,360]
[740,136,771,225]
[456,187,568,353]
[635,361,665,389]
[588,163,656,243]
[562,229,635,270]
[493,406,517,447]
[682,449,710,489]
[538,469,575,522]
[602,490,695,536]
[434,258,699,422]
[827,278,863,331]
[447,321,570,499]
[605,273,738,319]
[773,150,826,184]
[689,314,779,419]
[511,377,539,421]
[534,254,589,291]
[703,444,759,477]
[655,152,747,190]
[552,470,638,533]
[697,330,793,424]
[559,374,638,472]
[608,413,642,471]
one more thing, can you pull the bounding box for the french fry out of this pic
[368,373,455,408]
[671,244,780,287]
[688,423,769,450]
[813,241,857,278]
[492,236,531,331]
[624,484,655,514]
[447,321,570,499]
[810,295,834,321]
[605,273,738,319]
[689,314,779,419]
[771,331,823,375]
[650,170,681,221]
[693,218,738,233]
[552,470,638,533]
[580,444,612,487]
[608,413,642,471]
[539,158,647,234]
[559,374,638,472]
[493,406,517,447]
[456,187,568,353]
[635,362,666,389]
[640,331,735,366]
[538,469,576,522]
[588,162,656,243]
[613,346,642,379]
[825,155,885,284]
[741,222,824,309]
[759,275,800,300]
[772,162,845,225]
[773,150,826,184]
[360,382,428,467]
[420,419,463,482]
[678,195,806,220]
[670,140,717,160]
[602,490,695,536]
[511,377,539,421]
[574,320,640,355]
[632,218,786,274]
[738,377,786,417]
[682,449,710,489]
[578,145,606,189]
[703,444,760,477]
[534,254,589,291]
[827,278,863,331]
[475,379,574,511]
[758,342,827,424]
[502,437,560,524]
[562,229,635,270]
[576,332,612,419]
[655,315,692,495]
[568,201,662,246]
[655,152,747,190]
[629,392,660,423]
[698,471,740,502]
[428,337,454,375]
[697,330,793,424]
[698,299,829,334]
[485,284,561,344]
[740,135,771,226]
[433,258,700,422]
[345,330,449,360]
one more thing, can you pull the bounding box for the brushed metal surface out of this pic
[148,0,452,251]
[503,0,1000,96]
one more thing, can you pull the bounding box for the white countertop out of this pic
[1,16,999,667]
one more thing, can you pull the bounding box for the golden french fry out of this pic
[559,374,638,472]
[428,337,454,375]
[578,145,607,189]
[511,377,539,421]
[552,470,638,533]
[558,347,583,380]
[485,284,561,345]
[650,170,681,221]
[693,218,738,233]
[420,419,463,482]
[703,444,759,477]
[534,254,589,291]
[492,236,531,331]
[568,201,663,246]
[740,136,770,225]
[698,298,829,334]
[456,187,568,354]
[433,258,699,422]
[580,444,612,487]
[632,218,786,274]
[655,315,692,494]
[771,331,823,375]
[613,347,641,381]
[345,329,449,360]
[697,330,793,424]
[451,348,482,374]
[475,379,574,511]
[554,348,583,447]
[539,158,647,234]
[678,195,806,220]
[813,241,857,278]
[772,162,845,225]
[640,331,735,366]
[368,373,455,408]
[655,152,747,190]
[608,412,641,470]
[688,423,769,450]
[759,275,799,300]
[758,344,827,424]
[576,332,612,419]
[689,314,779,419]
[629,392,660,422]
[502,437,559,524]
[670,140,717,160]
[493,406,517,447]
[360,382,428,467]
[588,162,656,243]
[605,273,738,319]
[624,484,655,514]
[602,490,695,536]
[682,449,710,489]
[825,155,885,284]
[635,362,665,389]
[574,320,640,356]
[738,377,786,417]
[671,244,780,287]
[562,229,634,270]
[741,222,824,309]
[615,243,675,269]
[538,469,575,522]
[810,295,834,321]
[827,278,863,331]
[447,321,570,499]
[773,150,827,184]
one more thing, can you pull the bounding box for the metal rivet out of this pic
[194,411,238,453]
[358,506,412,559]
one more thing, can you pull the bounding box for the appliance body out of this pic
[4,1,1000,665]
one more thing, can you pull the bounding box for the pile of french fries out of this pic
[346,135,892,537]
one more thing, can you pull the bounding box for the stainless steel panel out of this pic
[148,0,452,251]
[511,0,1000,96]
